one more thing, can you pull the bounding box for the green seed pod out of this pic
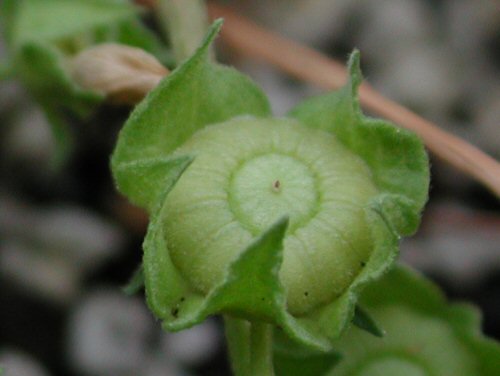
[324,265,500,376]
[111,21,429,350]
[165,117,377,315]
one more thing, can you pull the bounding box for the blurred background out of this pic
[1,0,499,375]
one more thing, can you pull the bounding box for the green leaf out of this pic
[352,305,384,338]
[288,51,429,236]
[112,19,271,210]
[327,265,500,376]
[3,0,137,47]
[122,264,145,295]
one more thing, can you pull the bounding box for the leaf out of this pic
[352,305,384,337]
[3,0,137,47]
[360,266,500,375]
[289,51,429,236]
[326,265,500,376]
[112,19,271,210]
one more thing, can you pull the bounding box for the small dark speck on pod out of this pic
[360,261,366,268]
[304,291,309,297]
[171,308,179,317]
[272,179,281,192]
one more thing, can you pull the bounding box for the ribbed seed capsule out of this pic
[164,117,378,315]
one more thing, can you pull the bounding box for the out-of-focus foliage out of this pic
[0,0,165,166]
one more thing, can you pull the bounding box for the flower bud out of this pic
[70,43,168,104]
[111,21,430,350]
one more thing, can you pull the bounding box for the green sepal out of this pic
[277,50,428,351]
[202,216,289,322]
[328,265,500,376]
[112,156,194,212]
[352,305,384,338]
[111,20,271,210]
[288,50,429,236]
[269,200,399,350]
[122,264,145,296]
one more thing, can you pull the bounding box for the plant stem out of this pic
[249,322,275,376]
[224,316,275,376]
[224,316,250,376]
[156,0,211,64]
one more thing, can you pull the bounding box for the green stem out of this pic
[224,315,250,376]
[249,322,275,376]
[224,316,275,376]
[156,0,211,64]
